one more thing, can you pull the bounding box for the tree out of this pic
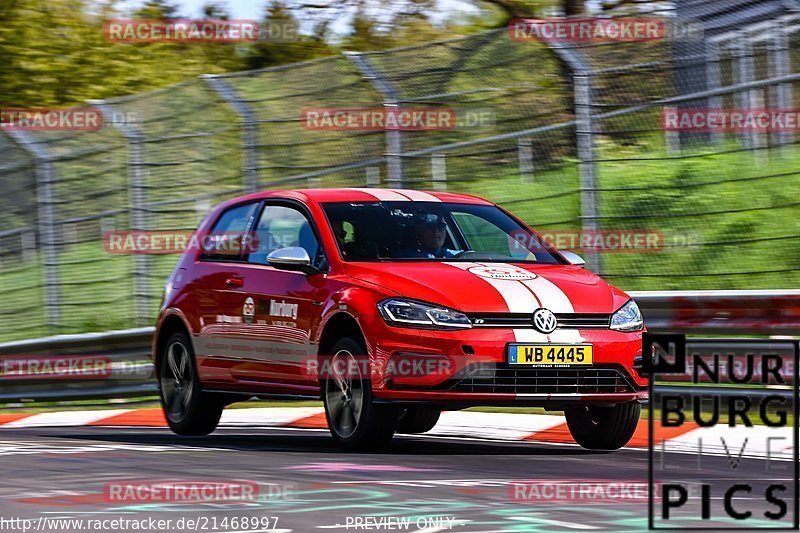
[202,2,230,19]
[244,1,334,70]
[133,0,180,19]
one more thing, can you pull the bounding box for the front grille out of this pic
[446,365,638,395]
[468,313,610,329]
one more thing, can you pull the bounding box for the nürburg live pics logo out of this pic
[645,333,799,530]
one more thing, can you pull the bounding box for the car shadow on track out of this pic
[40,427,615,456]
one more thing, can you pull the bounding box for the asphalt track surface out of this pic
[0,425,795,533]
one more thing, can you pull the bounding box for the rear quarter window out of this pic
[199,202,258,261]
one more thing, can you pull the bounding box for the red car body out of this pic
[153,188,647,449]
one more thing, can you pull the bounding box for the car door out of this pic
[191,201,261,386]
[227,201,329,389]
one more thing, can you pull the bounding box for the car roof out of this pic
[221,188,494,208]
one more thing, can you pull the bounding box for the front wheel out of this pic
[564,402,641,450]
[322,337,398,451]
[158,330,223,436]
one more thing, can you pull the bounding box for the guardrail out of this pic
[630,290,800,335]
[0,291,797,403]
[0,327,156,402]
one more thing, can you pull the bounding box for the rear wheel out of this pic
[564,402,641,450]
[322,337,398,451]
[397,407,440,434]
[158,330,223,436]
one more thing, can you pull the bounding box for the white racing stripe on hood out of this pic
[445,262,538,313]
[445,262,585,344]
[445,262,548,343]
[523,276,585,344]
[521,277,572,313]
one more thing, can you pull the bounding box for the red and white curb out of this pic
[0,408,792,459]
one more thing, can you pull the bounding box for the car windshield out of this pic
[322,201,561,263]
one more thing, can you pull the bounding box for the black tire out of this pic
[397,407,440,434]
[158,330,223,436]
[564,402,641,450]
[322,337,399,451]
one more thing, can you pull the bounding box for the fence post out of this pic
[201,75,259,194]
[705,40,723,146]
[345,52,404,188]
[770,19,793,147]
[89,100,151,327]
[431,153,447,191]
[573,73,601,273]
[518,138,534,183]
[548,44,601,272]
[732,36,757,150]
[5,130,60,333]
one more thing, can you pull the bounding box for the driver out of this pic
[399,213,460,259]
[330,219,347,248]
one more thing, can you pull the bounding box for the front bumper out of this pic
[358,314,648,406]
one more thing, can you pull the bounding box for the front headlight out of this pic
[378,298,472,330]
[610,300,643,332]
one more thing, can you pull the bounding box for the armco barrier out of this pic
[0,327,155,401]
[658,337,797,400]
[0,291,798,402]
[629,290,800,335]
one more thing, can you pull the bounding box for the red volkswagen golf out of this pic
[153,188,647,451]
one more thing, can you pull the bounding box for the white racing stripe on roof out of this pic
[397,190,441,202]
[347,188,410,201]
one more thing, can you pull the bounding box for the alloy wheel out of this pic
[160,340,194,423]
[324,349,364,438]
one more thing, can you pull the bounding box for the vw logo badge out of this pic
[533,308,558,334]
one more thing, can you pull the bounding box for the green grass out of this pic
[456,138,800,291]
[1,138,798,342]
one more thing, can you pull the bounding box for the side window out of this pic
[248,204,321,266]
[199,202,258,261]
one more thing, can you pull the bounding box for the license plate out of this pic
[508,344,593,366]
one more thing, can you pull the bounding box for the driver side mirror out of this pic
[560,250,586,268]
[267,247,320,275]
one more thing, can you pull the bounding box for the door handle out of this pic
[225,276,244,288]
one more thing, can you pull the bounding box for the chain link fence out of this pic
[2,8,800,342]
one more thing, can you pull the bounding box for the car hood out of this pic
[343,261,630,314]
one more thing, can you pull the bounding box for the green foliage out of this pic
[0,0,497,108]
[461,139,800,292]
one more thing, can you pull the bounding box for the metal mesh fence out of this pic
[97,80,243,323]
[0,131,42,338]
[2,9,800,341]
[8,121,131,337]
[562,14,800,290]
[213,56,387,189]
